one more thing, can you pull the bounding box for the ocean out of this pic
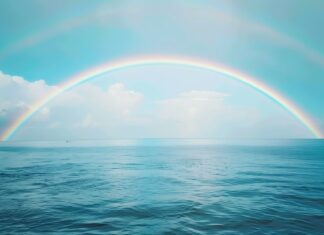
[0,139,323,234]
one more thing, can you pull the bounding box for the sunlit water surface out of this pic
[0,139,323,234]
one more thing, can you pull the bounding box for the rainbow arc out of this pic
[1,55,322,140]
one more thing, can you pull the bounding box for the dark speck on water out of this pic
[0,139,323,234]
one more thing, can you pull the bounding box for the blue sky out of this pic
[0,0,323,140]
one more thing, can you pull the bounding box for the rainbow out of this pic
[0,55,322,140]
[1,3,323,67]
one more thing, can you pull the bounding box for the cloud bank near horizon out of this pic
[0,71,311,140]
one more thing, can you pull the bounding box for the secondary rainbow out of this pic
[1,3,323,67]
[0,55,322,140]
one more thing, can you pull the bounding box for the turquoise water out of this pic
[0,139,323,234]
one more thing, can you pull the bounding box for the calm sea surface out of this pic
[0,139,323,234]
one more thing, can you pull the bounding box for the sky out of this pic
[0,0,323,140]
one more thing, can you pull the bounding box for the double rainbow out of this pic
[0,55,322,140]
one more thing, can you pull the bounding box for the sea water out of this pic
[0,139,323,234]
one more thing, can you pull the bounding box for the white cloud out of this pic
[157,90,229,137]
[29,82,145,139]
[0,72,53,130]
[0,71,51,105]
